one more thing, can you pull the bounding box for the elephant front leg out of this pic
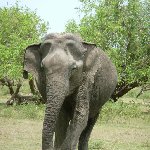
[54,107,70,149]
[61,83,89,150]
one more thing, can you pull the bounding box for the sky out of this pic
[0,0,81,32]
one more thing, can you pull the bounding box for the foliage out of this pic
[65,0,150,99]
[0,2,48,79]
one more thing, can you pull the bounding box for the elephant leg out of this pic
[78,113,99,150]
[54,107,70,149]
[61,83,89,150]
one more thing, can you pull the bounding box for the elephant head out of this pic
[23,33,97,149]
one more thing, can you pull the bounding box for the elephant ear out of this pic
[23,44,41,79]
[82,42,98,71]
[23,44,46,101]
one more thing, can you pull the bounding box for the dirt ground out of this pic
[0,116,149,150]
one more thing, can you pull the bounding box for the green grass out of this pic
[0,101,149,150]
[89,139,150,150]
[0,85,150,150]
[89,99,150,150]
[0,103,45,120]
[98,101,150,125]
[89,140,104,150]
[0,100,149,123]
[0,85,10,96]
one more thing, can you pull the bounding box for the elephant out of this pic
[23,33,117,150]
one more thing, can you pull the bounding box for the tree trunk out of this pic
[29,78,36,95]
[6,81,22,105]
[111,81,139,102]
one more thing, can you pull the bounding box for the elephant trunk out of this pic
[42,75,69,150]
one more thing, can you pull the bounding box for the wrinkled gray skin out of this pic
[23,33,117,150]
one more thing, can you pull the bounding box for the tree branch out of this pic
[0,77,14,95]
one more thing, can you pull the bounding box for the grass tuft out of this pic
[89,140,105,150]
[0,103,45,120]
[98,101,150,125]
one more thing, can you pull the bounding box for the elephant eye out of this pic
[67,42,75,48]
[66,41,77,53]
[66,41,83,60]
[40,42,52,57]
[40,42,52,51]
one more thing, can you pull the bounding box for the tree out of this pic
[0,2,48,78]
[0,2,48,104]
[65,0,150,101]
